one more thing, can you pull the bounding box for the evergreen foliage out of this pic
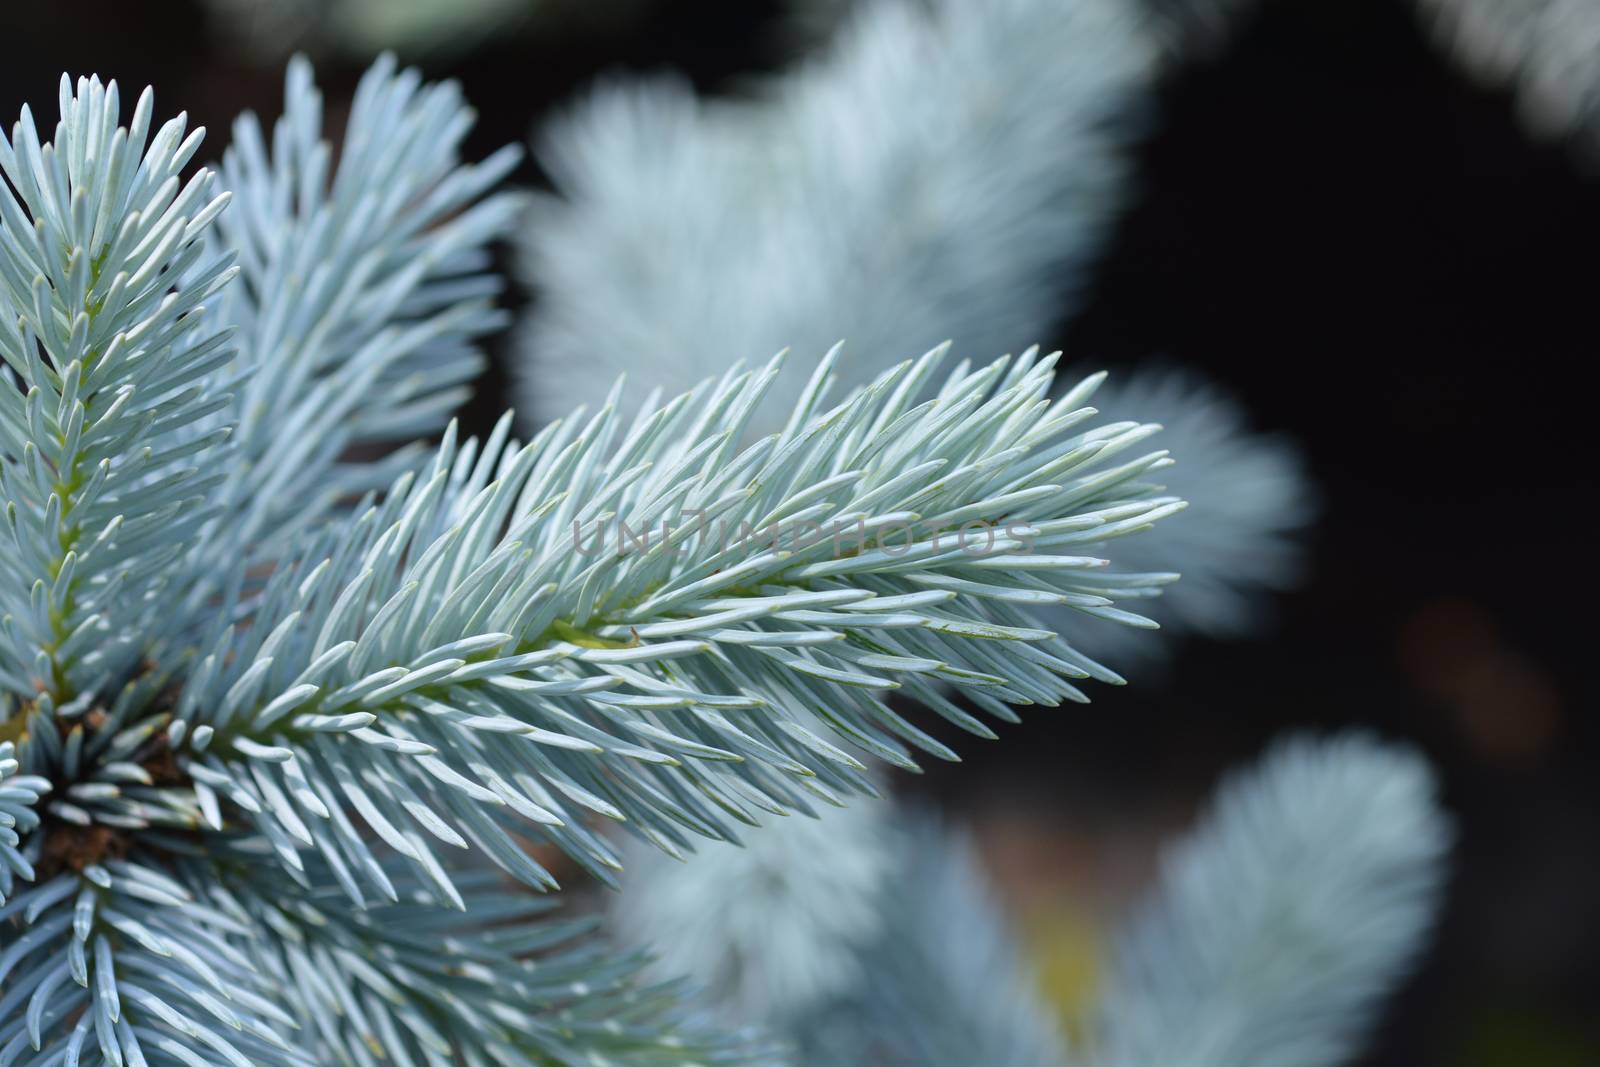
[613,735,1450,1067]
[516,0,1155,434]
[0,59,1194,1065]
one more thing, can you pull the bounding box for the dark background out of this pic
[3,0,1594,1063]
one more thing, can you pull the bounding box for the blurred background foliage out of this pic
[3,0,1593,1063]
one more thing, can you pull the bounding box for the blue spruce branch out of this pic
[1,58,1189,1065]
